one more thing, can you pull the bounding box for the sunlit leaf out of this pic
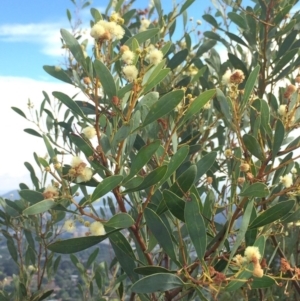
[61,29,87,68]
[23,200,56,215]
[19,190,44,204]
[43,66,73,84]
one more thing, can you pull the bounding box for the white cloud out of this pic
[0,76,82,191]
[0,20,93,57]
[0,22,65,57]
[0,4,108,58]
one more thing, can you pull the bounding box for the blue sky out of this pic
[0,0,251,192]
[0,0,214,79]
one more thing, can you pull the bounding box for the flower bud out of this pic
[207,177,213,184]
[224,149,232,157]
[240,163,250,172]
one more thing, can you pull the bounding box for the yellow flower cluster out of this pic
[69,156,93,183]
[234,246,264,278]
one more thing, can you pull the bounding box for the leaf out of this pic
[43,65,73,84]
[164,190,185,221]
[182,89,215,123]
[272,48,298,75]
[282,208,300,223]
[228,12,248,30]
[159,145,189,185]
[66,9,72,21]
[225,268,253,291]
[52,91,85,118]
[75,101,96,115]
[240,183,269,198]
[125,140,160,182]
[86,248,99,269]
[109,232,139,281]
[202,14,219,28]
[134,266,174,275]
[195,287,210,301]
[23,200,56,215]
[226,236,265,291]
[19,190,44,204]
[131,273,184,293]
[125,166,167,192]
[11,107,27,119]
[273,5,292,25]
[60,29,86,68]
[136,92,160,110]
[153,0,162,16]
[170,165,197,197]
[90,8,102,22]
[190,66,207,84]
[272,119,284,159]
[125,28,160,46]
[7,239,18,263]
[277,30,298,59]
[243,134,264,160]
[260,99,272,139]
[47,230,119,253]
[225,31,249,48]
[160,41,172,56]
[196,40,217,57]
[216,88,233,127]
[24,229,35,250]
[195,151,217,181]
[143,90,184,127]
[203,31,221,41]
[117,83,133,98]
[91,175,123,202]
[184,194,207,260]
[24,162,39,190]
[180,0,195,14]
[250,200,295,229]
[94,59,117,100]
[228,53,248,78]
[251,275,276,289]
[144,208,179,265]
[111,124,131,154]
[226,200,254,269]
[36,290,54,301]
[105,213,134,228]
[24,128,42,138]
[240,65,260,111]
[70,135,94,158]
[167,49,188,70]
[143,68,170,94]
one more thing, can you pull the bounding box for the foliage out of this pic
[2,0,300,300]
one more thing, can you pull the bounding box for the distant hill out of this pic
[0,189,124,218]
[0,190,20,199]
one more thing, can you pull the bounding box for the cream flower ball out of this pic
[90,221,106,236]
